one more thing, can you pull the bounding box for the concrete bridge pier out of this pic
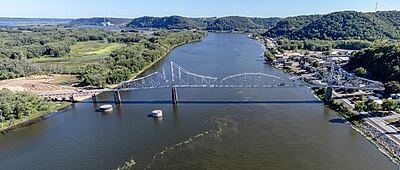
[172,87,178,104]
[69,95,76,103]
[114,91,121,104]
[92,94,97,103]
[325,87,333,101]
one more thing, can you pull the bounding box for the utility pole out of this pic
[375,2,379,12]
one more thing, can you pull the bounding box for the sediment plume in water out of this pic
[145,116,238,169]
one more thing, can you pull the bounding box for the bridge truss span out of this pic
[119,70,169,90]
[219,72,293,88]
[170,61,218,87]
[38,61,386,104]
[302,66,385,91]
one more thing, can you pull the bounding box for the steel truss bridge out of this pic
[39,61,384,103]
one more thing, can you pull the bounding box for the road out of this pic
[333,91,400,145]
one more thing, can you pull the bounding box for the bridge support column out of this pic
[172,87,178,104]
[92,94,97,103]
[69,95,76,103]
[114,91,121,104]
[325,87,333,101]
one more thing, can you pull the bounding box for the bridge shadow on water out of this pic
[79,100,323,105]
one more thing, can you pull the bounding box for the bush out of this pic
[354,67,367,77]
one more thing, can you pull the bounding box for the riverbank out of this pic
[0,102,71,134]
[251,34,400,165]
[127,33,208,80]
[313,86,400,164]
[0,32,208,135]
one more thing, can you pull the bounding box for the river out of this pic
[0,33,397,169]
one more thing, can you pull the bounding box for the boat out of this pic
[151,110,163,118]
[99,105,113,112]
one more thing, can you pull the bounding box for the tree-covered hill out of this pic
[126,16,281,31]
[263,15,321,38]
[346,43,400,83]
[250,17,282,29]
[264,11,400,40]
[70,17,133,26]
[206,16,280,31]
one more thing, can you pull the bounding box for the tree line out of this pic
[345,43,400,83]
[0,26,146,60]
[0,26,150,80]
[125,16,280,31]
[0,89,55,126]
[80,30,207,87]
[276,38,373,51]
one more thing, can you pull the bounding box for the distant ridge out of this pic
[0,17,72,26]
[126,16,212,29]
[69,17,132,26]
[126,16,281,31]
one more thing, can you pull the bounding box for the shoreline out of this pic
[0,33,208,134]
[251,35,400,165]
[127,35,207,81]
[0,102,71,134]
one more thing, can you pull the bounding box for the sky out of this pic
[1,0,400,18]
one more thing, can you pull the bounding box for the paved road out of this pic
[333,91,400,145]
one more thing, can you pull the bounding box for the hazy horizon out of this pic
[1,9,400,20]
[1,0,399,19]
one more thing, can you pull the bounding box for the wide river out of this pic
[0,33,398,169]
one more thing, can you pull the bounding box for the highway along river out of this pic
[0,33,398,169]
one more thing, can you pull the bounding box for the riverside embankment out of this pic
[0,32,207,134]
[253,34,400,165]
[0,33,397,169]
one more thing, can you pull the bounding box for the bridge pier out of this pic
[69,95,76,103]
[325,87,333,101]
[172,87,178,104]
[114,91,121,104]
[92,94,97,103]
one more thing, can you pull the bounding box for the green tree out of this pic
[264,50,275,61]
[0,90,53,125]
[366,101,380,112]
[382,100,398,111]
[322,50,331,55]
[346,44,400,83]
[81,64,110,88]
[311,60,320,68]
[384,81,400,96]
[355,101,367,112]
[106,66,131,84]
[354,67,367,77]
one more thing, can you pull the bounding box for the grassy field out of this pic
[68,41,125,58]
[31,41,126,72]
[31,41,126,63]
